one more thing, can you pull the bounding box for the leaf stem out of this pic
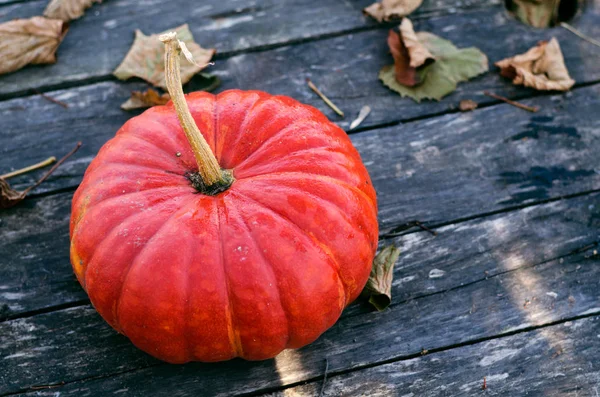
[1,157,56,179]
[307,78,345,117]
[159,32,223,186]
[483,91,539,113]
[23,142,82,195]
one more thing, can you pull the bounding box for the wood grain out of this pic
[3,83,600,229]
[1,193,598,395]
[0,0,501,98]
[262,315,600,397]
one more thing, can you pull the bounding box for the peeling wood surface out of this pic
[1,194,599,395]
[1,0,600,395]
[264,315,600,397]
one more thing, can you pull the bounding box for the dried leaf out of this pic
[0,179,27,209]
[459,99,478,111]
[364,0,423,22]
[495,38,574,91]
[507,0,561,28]
[0,16,68,75]
[121,89,170,111]
[113,24,215,89]
[400,18,434,68]
[387,19,436,87]
[364,246,401,311]
[44,0,101,22]
[380,32,488,102]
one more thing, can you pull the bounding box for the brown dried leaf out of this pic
[113,24,215,89]
[0,16,68,75]
[44,0,101,22]
[496,38,574,91]
[364,0,423,22]
[0,179,27,209]
[386,19,435,87]
[364,245,401,311]
[400,18,434,68]
[459,99,478,111]
[121,89,170,111]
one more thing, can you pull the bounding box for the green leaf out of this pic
[364,245,401,311]
[380,32,488,102]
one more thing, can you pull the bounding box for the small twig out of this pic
[23,142,82,195]
[483,91,539,113]
[349,105,371,130]
[0,157,56,179]
[414,221,437,236]
[319,358,329,397]
[307,79,344,117]
[32,89,69,109]
[29,381,65,390]
[560,22,600,48]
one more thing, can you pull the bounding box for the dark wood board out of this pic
[1,193,598,396]
[3,83,600,230]
[0,0,500,98]
[263,315,600,397]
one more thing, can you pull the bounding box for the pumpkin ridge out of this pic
[73,187,192,287]
[114,195,199,333]
[218,92,266,167]
[216,198,244,358]
[238,171,377,210]
[119,116,183,156]
[80,186,191,217]
[235,179,374,263]
[233,120,328,171]
[232,191,347,310]
[232,200,291,349]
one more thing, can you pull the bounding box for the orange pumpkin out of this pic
[69,34,378,363]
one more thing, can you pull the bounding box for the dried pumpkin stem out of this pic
[159,32,223,186]
[0,157,56,179]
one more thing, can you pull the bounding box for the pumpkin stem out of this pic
[159,32,230,188]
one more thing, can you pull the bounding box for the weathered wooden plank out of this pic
[0,0,500,98]
[3,82,600,230]
[263,315,600,397]
[1,194,598,395]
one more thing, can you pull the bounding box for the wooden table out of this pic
[1,0,599,395]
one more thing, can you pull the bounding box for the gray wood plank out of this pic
[263,315,600,397]
[3,82,600,230]
[0,0,500,98]
[1,193,598,395]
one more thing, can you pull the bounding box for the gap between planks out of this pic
[0,4,501,103]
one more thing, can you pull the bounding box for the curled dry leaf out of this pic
[363,245,401,311]
[364,0,423,22]
[401,18,434,68]
[459,99,478,111]
[121,89,170,111]
[387,18,435,87]
[114,24,215,89]
[380,30,488,102]
[496,38,574,91]
[0,16,68,75]
[44,0,101,22]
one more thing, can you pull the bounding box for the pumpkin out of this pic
[69,33,378,363]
